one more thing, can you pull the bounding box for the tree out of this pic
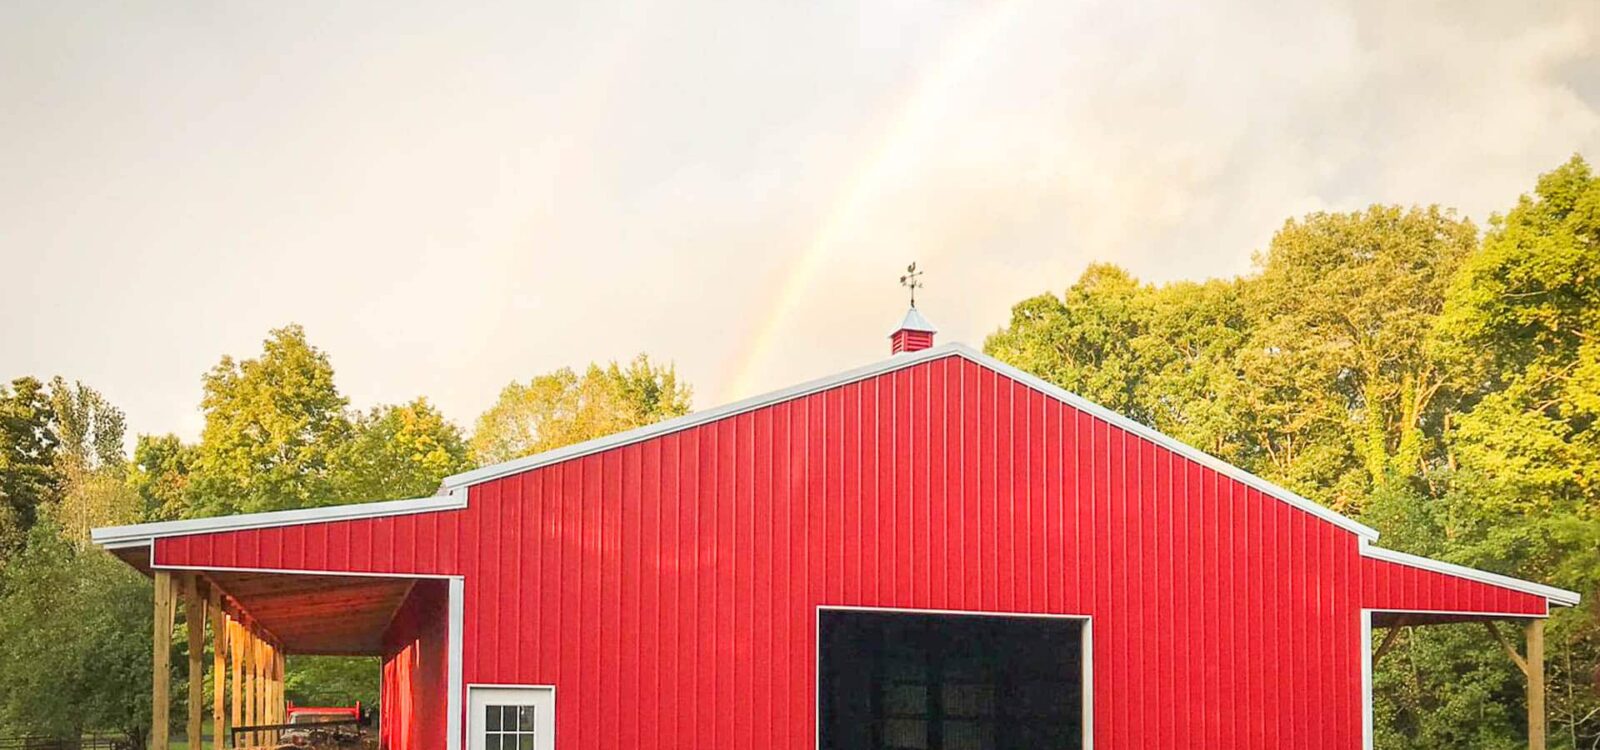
[471,354,692,464]
[0,522,151,742]
[47,376,126,474]
[0,377,59,552]
[985,265,1156,422]
[1245,206,1477,509]
[129,434,198,522]
[189,325,352,515]
[985,267,1255,463]
[46,378,137,541]
[331,398,471,501]
[1376,157,1600,748]
[285,656,379,714]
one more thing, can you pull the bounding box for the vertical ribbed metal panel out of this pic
[150,353,1551,750]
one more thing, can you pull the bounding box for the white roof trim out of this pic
[443,342,1381,540]
[1361,542,1581,607]
[89,489,467,548]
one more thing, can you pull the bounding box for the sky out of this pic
[3,0,1598,444]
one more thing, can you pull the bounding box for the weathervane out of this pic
[899,262,924,308]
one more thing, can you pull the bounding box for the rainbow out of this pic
[725,0,1032,399]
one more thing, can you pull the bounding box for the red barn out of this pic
[96,311,1579,750]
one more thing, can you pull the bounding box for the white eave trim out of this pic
[443,342,1381,541]
[89,489,467,548]
[1361,542,1581,607]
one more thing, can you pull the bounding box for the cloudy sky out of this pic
[3,0,1598,443]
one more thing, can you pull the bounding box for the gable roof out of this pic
[90,341,1586,607]
[441,342,1380,540]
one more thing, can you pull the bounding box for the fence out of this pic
[0,735,134,750]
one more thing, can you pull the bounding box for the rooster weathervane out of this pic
[899,263,924,308]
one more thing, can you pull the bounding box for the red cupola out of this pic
[889,307,937,354]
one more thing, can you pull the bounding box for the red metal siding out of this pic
[1360,557,1546,616]
[153,353,1546,750]
[381,580,450,750]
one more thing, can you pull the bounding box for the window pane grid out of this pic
[483,704,537,750]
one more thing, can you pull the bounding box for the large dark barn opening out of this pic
[820,609,1086,750]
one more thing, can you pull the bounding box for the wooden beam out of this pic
[1528,619,1546,750]
[152,570,173,750]
[183,575,204,749]
[1485,621,1530,676]
[1373,617,1409,663]
[210,586,226,750]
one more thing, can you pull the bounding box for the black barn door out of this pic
[820,610,1085,750]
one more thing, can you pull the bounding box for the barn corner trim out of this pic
[441,341,1382,541]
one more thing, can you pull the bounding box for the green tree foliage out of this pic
[987,205,1478,513]
[189,325,353,516]
[46,378,138,542]
[1398,156,1600,747]
[1247,206,1477,507]
[285,655,381,711]
[129,433,198,523]
[987,266,1252,460]
[0,377,60,554]
[471,354,692,464]
[0,378,149,740]
[0,523,152,740]
[331,398,472,501]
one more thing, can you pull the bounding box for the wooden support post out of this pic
[210,586,227,750]
[261,640,273,728]
[243,628,256,746]
[1487,620,1547,750]
[259,639,270,738]
[257,636,268,746]
[229,619,242,747]
[1528,619,1546,750]
[273,647,286,724]
[183,575,204,749]
[152,570,174,750]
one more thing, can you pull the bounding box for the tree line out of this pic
[1,155,1594,748]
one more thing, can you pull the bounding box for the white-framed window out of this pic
[468,685,554,750]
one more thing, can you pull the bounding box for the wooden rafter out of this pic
[1372,616,1410,664]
